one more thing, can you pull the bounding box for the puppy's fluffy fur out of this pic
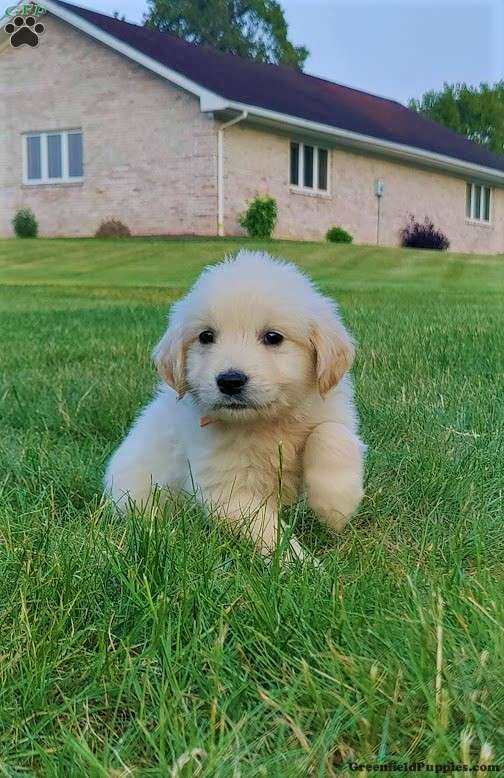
[105,251,365,556]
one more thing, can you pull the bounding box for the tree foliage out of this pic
[144,0,308,69]
[409,82,504,157]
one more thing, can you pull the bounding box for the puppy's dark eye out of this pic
[198,330,215,345]
[263,331,284,346]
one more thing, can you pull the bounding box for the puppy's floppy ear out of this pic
[310,302,355,396]
[152,325,188,397]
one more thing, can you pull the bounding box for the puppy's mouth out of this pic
[212,400,255,411]
[211,396,277,416]
[189,388,275,416]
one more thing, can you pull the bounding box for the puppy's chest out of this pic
[188,423,309,502]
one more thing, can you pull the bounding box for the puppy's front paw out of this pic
[305,467,363,533]
[309,498,358,533]
[303,424,364,534]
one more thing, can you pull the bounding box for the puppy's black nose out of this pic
[216,370,249,396]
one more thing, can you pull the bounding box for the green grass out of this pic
[0,237,503,776]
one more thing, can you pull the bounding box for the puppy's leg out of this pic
[303,422,364,533]
[243,499,284,556]
[246,502,307,561]
[104,391,183,511]
[207,492,306,560]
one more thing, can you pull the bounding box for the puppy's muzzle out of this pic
[216,370,249,396]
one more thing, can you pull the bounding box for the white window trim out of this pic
[289,140,331,196]
[22,129,84,185]
[466,181,492,225]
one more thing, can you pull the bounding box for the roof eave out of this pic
[207,98,504,186]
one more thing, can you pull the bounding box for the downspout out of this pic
[217,111,248,237]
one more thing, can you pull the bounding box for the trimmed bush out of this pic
[12,208,38,238]
[326,225,353,244]
[401,216,450,251]
[239,196,278,239]
[95,219,131,238]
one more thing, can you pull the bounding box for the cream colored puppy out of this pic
[105,250,364,557]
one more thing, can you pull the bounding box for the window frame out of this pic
[289,140,330,195]
[466,181,492,224]
[22,129,84,185]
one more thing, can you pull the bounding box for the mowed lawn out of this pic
[0,237,503,776]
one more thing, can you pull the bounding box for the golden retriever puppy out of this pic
[105,250,364,557]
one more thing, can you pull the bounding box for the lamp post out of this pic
[374,178,385,245]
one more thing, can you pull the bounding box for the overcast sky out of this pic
[93,0,503,104]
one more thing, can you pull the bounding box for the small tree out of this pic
[239,195,278,239]
[12,208,38,238]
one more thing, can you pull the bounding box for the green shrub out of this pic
[12,208,38,238]
[239,196,278,239]
[326,226,353,243]
[95,219,131,238]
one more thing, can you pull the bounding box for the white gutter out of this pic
[204,98,504,186]
[217,111,248,236]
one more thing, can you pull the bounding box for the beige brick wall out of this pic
[224,124,504,253]
[0,15,218,237]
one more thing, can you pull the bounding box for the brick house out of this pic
[1,0,504,252]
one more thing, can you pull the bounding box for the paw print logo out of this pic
[5,15,45,47]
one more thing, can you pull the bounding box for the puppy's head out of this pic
[154,251,354,422]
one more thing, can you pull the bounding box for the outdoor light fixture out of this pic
[374,178,385,244]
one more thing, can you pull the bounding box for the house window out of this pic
[466,182,491,222]
[290,141,329,193]
[23,130,83,184]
